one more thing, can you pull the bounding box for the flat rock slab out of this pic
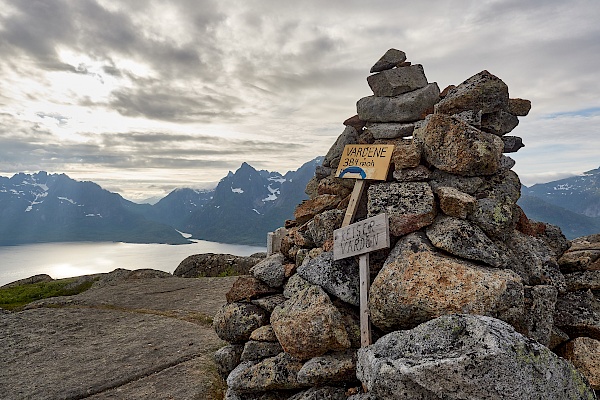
[0,276,238,399]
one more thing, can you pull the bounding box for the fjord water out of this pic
[0,240,265,286]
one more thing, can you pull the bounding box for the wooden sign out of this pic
[335,144,394,181]
[333,213,390,260]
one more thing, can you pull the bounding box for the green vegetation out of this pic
[0,278,94,311]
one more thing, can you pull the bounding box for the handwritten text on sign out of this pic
[333,213,390,260]
[335,144,394,181]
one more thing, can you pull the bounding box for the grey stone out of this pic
[369,233,524,331]
[470,198,519,240]
[392,165,431,182]
[356,83,440,123]
[226,276,279,303]
[512,285,558,346]
[214,344,244,379]
[367,64,428,97]
[227,352,307,393]
[429,169,485,195]
[565,271,600,291]
[288,386,347,400]
[297,251,360,306]
[415,113,504,176]
[271,286,350,360]
[250,253,286,288]
[481,110,520,135]
[365,122,415,139]
[370,48,407,73]
[452,109,482,127]
[499,154,516,171]
[367,181,436,237]
[554,290,600,340]
[315,165,334,180]
[434,70,510,115]
[508,98,532,116]
[426,215,505,267]
[323,126,359,168]
[251,294,287,313]
[225,389,291,400]
[213,302,269,344]
[283,274,312,299]
[297,350,357,385]
[502,136,525,153]
[241,340,284,362]
[357,314,595,400]
[174,254,264,278]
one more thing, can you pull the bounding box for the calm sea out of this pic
[0,240,265,287]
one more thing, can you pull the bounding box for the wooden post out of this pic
[342,179,367,227]
[359,253,372,346]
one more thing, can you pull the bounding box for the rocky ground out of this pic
[0,272,237,400]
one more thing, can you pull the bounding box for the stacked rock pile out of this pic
[213,49,598,399]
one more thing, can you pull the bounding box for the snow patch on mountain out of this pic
[231,187,244,194]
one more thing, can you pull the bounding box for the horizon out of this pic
[1,1,599,201]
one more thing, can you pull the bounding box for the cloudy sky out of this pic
[0,0,599,202]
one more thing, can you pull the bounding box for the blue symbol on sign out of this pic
[339,166,367,179]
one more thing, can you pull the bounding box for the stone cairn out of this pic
[213,49,600,399]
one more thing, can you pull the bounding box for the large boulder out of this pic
[270,285,351,360]
[369,233,523,331]
[250,253,287,289]
[561,336,600,390]
[434,70,509,115]
[414,113,504,176]
[297,251,360,306]
[357,314,595,399]
[174,253,264,278]
[356,83,440,123]
[226,276,279,303]
[213,302,269,344]
[226,352,307,393]
[367,64,428,97]
[297,350,357,385]
[367,181,436,237]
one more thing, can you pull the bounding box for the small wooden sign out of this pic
[333,213,390,260]
[335,144,394,181]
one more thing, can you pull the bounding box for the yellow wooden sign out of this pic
[335,144,394,181]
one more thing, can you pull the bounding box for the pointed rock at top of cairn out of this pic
[369,48,407,73]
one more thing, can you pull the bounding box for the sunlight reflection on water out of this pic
[0,240,265,286]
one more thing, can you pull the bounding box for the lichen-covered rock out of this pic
[561,336,600,390]
[369,233,524,331]
[357,314,595,400]
[214,344,244,379]
[271,286,351,360]
[306,209,345,248]
[369,48,407,73]
[297,350,357,385]
[436,186,476,219]
[470,198,519,240]
[283,274,312,299]
[323,125,359,168]
[241,340,284,362]
[365,122,414,140]
[226,276,279,303]
[356,83,440,123]
[429,169,484,195]
[367,181,436,237]
[297,251,360,306]
[226,352,307,393]
[250,253,287,288]
[425,215,505,267]
[213,302,269,343]
[434,70,509,115]
[288,386,347,400]
[554,290,600,340]
[565,271,600,292]
[367,64,428,97]
[415,113,504,176]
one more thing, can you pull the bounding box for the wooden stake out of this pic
[342,179,366,227]
[359,253,372,346]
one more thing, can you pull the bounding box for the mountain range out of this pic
[0,160,597,246]
[0,157,322,246]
